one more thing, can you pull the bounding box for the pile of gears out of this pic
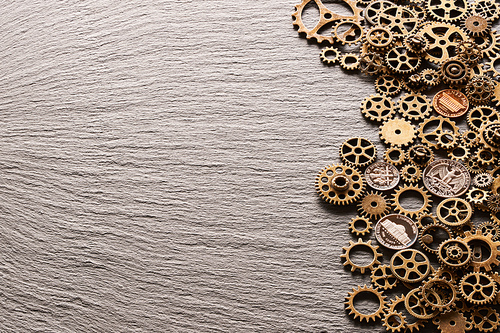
[292,0,500,331]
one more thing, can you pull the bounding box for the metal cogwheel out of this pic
[380,118,416,147]
[390,249,431,283]
[392,184,432,218]
[357,191,390,220]
[448,144,470,162]
[476,147,497,167]
[478,29,500,59]
[425,0,468,23]
[291,0,363,44]
[339,52,360,70]
[467,188,490,207]
[462,14,490,37]
[339,137,377,168]
[371,264,398,290]
[488,194,500,213]
[466,75,495,105]
[333,19,365,45]
[420,68,441,87]
[400,164,421,183]
[364,26,394,51]
[479,121,500,152]
[458,230,500,272]
[440,57,470,86]
[348,216,372,236]
[405,287,440,320]
[464,157,486,175]
[397,92,432,121]
[459,272,498,305]
[358,52,385,76]
[341,239,382,274]
[418,22,468,64]
[417,115,459,149]
[416,212,438,229]
[461,129,480,147]
[437,238,471,268]
[345,284,387,322]
[360,94,396,123]
[375,75,402,97]
[385,47,421,74]
[467,105,499,132]
[471,306,500,332]
[474,173,494,188]
[472,0,500,22]
[387,294,426,332]
[404,34,429,54]
[319,46,341,65]
[433,311,472,333]
[401,73,426,93]
[384,146,406,166]
[436,130,459,150]
[381,311,406,333]
[455,40,483,65]
[364,0,395,25]
[486,55,500,78]
[436,198,474,227]
[419,222,452,254]
[407,144,434,167]
[421,278,457,312]
[478,221,500,241]
[378,5,420,38]
[315,164,365,205]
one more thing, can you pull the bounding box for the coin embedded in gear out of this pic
[379,118,416,147]
[315,164,365,205]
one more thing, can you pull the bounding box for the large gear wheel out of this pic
[418,22,468,64]
[458,230,500,272]
[471,307,499,332]
[385,47,421,74]
[392,184,432,218]
[371,264,398,290]
[345,284,387,322]
[375,75,402,97]
[364,0,395,25]
[459,272,497,305]
[417,115,460,149]
[421,278,457,312]
[436,198,474,227]
[425,0,468,23]
[339,137,377,168]
[397,92,432,121]
[358,191,390,220]
[291,0,363,44]
[380,118,416,147]
[467,106,499,132]
[378,5,420,38]
[390,249,431,283]
[315,164,365,205]
[341,238,382,274]
[360,94,396,122]
[404,287,440,320]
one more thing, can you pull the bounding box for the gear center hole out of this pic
[350,245,376,267]
[370,201,378,208]
[395,129,401,135]
[397,189,425,212]
[352,291,382,315]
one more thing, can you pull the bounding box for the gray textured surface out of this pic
[0,1,430,332]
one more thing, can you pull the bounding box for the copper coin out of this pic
[423,159,471,198]
[375,214,418,250]
[365,162,400,191]
[432,89,469,118]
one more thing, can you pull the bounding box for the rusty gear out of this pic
[341,238,382,274]
[471,307,499,332]
[456,40,482,64]
[472,0,500,22]
[358,191,390,220]
[433,311,472,333]
[380,118,416,147]
[479,121,500,152]
[358,52,384,76]
[345,284,387,322]
[315,164,365,205]
[488,194,500,213]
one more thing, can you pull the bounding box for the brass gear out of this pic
[418,22,468,64]
[358,52,385,76]
[401,73,426,93]
[471,307,499,332]
[478,221,500,241]
[421,278,457,312]
[315,164,365,205]
[425,0,468,23]
[339,137,377,168]
[493,80,500,107]
[364,0,395,25]
[404,287,439,319]
[382,311,406,333]
[440,57,470,86]
[385,46,421,74]
[455,40,483,64]
[488,194,500,212]
[464,157,486,175]
[375,75,402,97]
[486,55,500,78]
[380,118,416,147]
[387,295,426,332]
[459,272,497,305]
[417,115,460,149]
[465,75,495,105]
[333,19,364,45]
[339,53,360,70]
[341,238,382,274]
[473,172,494,188]
[461,130,480,148]
[360,94,396,122]
[358,191,390,220]
[401,164,422,183]
[447,144,470,162]
[436,198,474,227]
[419,222,452,254]
[392,184,432,218]
[436,130,459,150]
[472,0,500,22]
[420,68,441,87]
[384,146,406,166]
[404,34,430,54]
[467,105,499,132]
[458,230,500,272]
[390,249,431,283]
[378,5,420,38]
[319,46,341,65]
[437,238,471,269]
[364,26,394,51]
[416,212,438,229]
[345,284,387,322]
[462,14,490,37]
[433,311,472,333]
[476,147,497,167]
[291,0,363,44]
[466,188,490,207]
[479,121,500,152]
[478,29,500,59]
[397,92,432,121]
[371,264,398,290]
[407,144,434,167]
[349,216,373,236]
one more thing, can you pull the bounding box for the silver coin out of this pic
[364,162,400,191]
[375,214,418,250]
[423,159,471,198]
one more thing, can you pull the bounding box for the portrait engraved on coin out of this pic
[375,214,418,250]
[365,162,400,191]
[423,159,471,198]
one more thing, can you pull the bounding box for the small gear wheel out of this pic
[379,118,416,147]
[401,73,426,93]
[364,26,394,51]
[404,34,429,54]
[358,191,390,220]
[341,239,382,274]
[448,144,470,162]
[456,40,482,64]
[420,68,441,87]
[320,47,341,65]
[339,137,377,168]
[436,130,459,150]
[339,53,360,70]
[382,311,406,333]
[349,216,373,236]
[479,121,500,152]
[462,14,490,36]
[461,130,480,147]
[472,0,500,22]
[467,188,490,207]
[390,249,431,283]
[478,221,500,240]
[360,94,396,122]
[476,147,497,167]
[407,144,434,167]
[471,307,499,332]
[358,52,385,76]
[375,75,402,97]
[392,184,432,218]
[401,164,422,183]
[464,157,486,175]
[315,164,365,205]
[397,92,432,121]
[419,222,453,254]
[385,47,421,74]
[440,57,470,86]
[437,238,471,268]
[474,172,494,188]
[460,272,498,305]
[416,212,438,229]
[371,264,398,290]
[466,75,495,105]
[345,284,387,322]
[384,146,406,166]
[421,278,457,312]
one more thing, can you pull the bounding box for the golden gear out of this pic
[380,118,416,147]
[378,5,420,38]
[466,188,490,207]
[421,278,457,312]
[397,92,432,121]
[375,75,402,96]
[349,216,372,236]
[405,287,439,319]
[404,34,429,54]
[461,130,480,147]
[339,53,360,70]
[455,40,482,64]
[476,147,497,167]
[401,73,426,93]
[333,19,364,45]
[408,4,427,22]
[492,211,500,225]
[339,137,377,168]
[382,311,406,333]
[418,22,468,64]
[358,52,385,76]
[345,284,387,322]
[401,164,422,183]
[416,212,438,229]
[437,238,471,268]
[291,0,363,44]
[315,164,365,205]
[472,0,500,22]
[491,167,500,179]
[319,47,341,65]
[384,146,406,166]
[436,198,474,227]
[464,157,486,175]
[473,172,494,188]
[419,222,452,254]
[434,266,458,284]
[360,94,396,123]
[488,194,500,213]
[459,272,497,305]
[392,184,432,218]
[364,26,394,51]
[436,130,459,150]
[447,144,470,162]
[388,295,426,332]
[439,57,470,86]
[364,0,395,25]
[385,47,421,74]
[417,116,460,149]
[390,249,431,283]
[420,68,441,87]
[432,311,472,333]
[371,264,398,290]
[462,14,490,37]
[407,144,434,167]
[471,307,499,332]
[358,191,390,220]
[341,238,382,274]
[478,29,500,59]
[478,221,500,241]
[492,80,500,107]
[425,0,468,23]
[467,106,499,132]
[458,230,500,272]
[465,75,495,105]
[453,220,476,237]
[486,55,500,77]
[479,121,500,152]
